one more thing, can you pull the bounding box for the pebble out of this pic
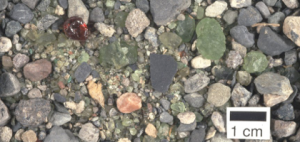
[282,0,299,9]
[248,94,260,106]
[0,127,12,142]
[37,14,59,30]
[9,3,34,24]
[273,103,295,120]
[0,73,20,97]
[230,25,255,48]
[159,112,173,124]
[205,1,227,17]
[15,98,51,127]
[150,54,177,93]
[223,10,238,25]
[89,7,105,23]
[257,27,295,56]
[78,123,99,142]
[23,59,52,82]
[21,130,37,142]
[74,62,92,82]
[255,1,270,18]
[53,93,67,103]
[44,126,78,142]
[191,55,211,69]
[268,12,285,32]
[68,0,89,24]
[150,0,191,25]
[207,83,231,107]
[0,0,8,11]
[5,20,22,37]
[28,88,42,99]
[284,49,297,65]
[177,14,185,21]
[272,119,296,138]
[236,71,252,86]
[283,16,300,46]
[177,111,196,124]
[264,94,290,107]
[94,23,116,37]
[231,83,252,107]
[15,129,24,141]
[58,0,68,9]
[232,39,247,57]
[178,131,190,138]
[118,138,131,142]
[205,127,216,140]
[225,51,243,69]
[264,0,277,6]
[230,0,251,8]
[117,93,142,113]
[184,93,205,108]
[211,133,233,142]
[125,9,150,37]
[184,73,210,93]
[2,56,13,69]
[0,37,12,52]
[136,0,149,13]
[145,123,157,138]
[190,127,206,142]
[13,53,29,69]
[144,27,159,47]
[177,120,196,132]
[37,0,51,11]
[21,0,39,9]
[0,99,10,126]
[237,6,263,26]
[211,111,226,133]
[160,99,170,110]
[50,112,71,126]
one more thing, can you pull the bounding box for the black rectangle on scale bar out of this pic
[230,111,266,121]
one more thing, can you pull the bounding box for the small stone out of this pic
[159,112,173,124]
[272,119,296,138]
[44,126,78,142]
[21,130,37,142]
[23,59,52,82]
[225,51,243,69]
[190,127,206,142]
[177,120,197,132]
[230,25,255,48]
[207,83,231,107]
[205,127,216,140]
[0,0,8,11]
[0,127,12,142]
[184,93,205,108]
[94,23,115,37]
[159,32,182,49]
[13,53,29,69]
[268,12,285,32]
[282,0,299,9]
[211,111,226,133]
[117,93,142,113]
[21,0,39,9]
[264,94,290,107]
[68,0,89,24]
[90,7,105,23]
[15,98,51,127]
[125,9,149,37]
[238,6,263,26]
[184,73,210,93]
[264,0,277,6]
[37,0,51,11]
[243,51,268,73]
[230,0,251,8]
[0,37,12,52]
[78,123,99,142]
[223,10,238,25]
[145,123,157,138]
[118,138,131,142]
[15,129,24,141]
[136,0,149,13]
[58,0,68,9]
[37,14,59,30]
[205,1,227,17]
[283,16,300,46]
[232,39,247,57]
[28,88,42,99]
[231,83,252,107]
[211,133,233,142]
[74,62,92,82]
[258,27,295,56]
[284,49,297,65]
[9,3,34,24]
[0,99,10,126]
[87,81,105,108]
[177,111,196,124]
[273,103,295,120]
[177,14,185,21]
[160,99,170,110]
[255,1,271,18]
[236,71,252,86]
[5,20,22,37]
[248,94,260,106]
[178,131,190,138]
[144,27,159,47]
[55,5,65,16]
[150,54,177,93]
[191,55,211,69]
[0,73,20,97]
[50,112,72,126]
[196,6,205,20]
[2,56,13,69]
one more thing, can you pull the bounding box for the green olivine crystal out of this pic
[176,14,195,43]
[159,32,182,49]
[196,6,205,20]
[170,102,186,113]
[243,51,268,73]
[78,51,90,63]
[114,12,128,28]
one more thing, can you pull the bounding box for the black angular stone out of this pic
[150,54,177,93]
[9,3,34,24]
[273,103,295,121]
[0,72,21,97]
[74,62,92,82]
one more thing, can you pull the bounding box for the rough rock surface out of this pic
[125,9,150,37]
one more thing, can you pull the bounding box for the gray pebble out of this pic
[238,6,263,26]
[231,83,252,107]
[37,0,51,11]
[58,0,68,9]
[50,112,72,126]
[263,0,277,6]
[89,7,105,23]
[136,0,149,13]
[223,10,238,25]
[177,120,196,132]
[74,62,92,82]
[190,127,206,142]
[273,103,295,120]
[159,112,173,124]
[37,14,59,30]
[0,0,8,11]
[268,12,285,32]
[54,93,67,103]
[284,49,297,66]
[9,3,34,24]
[5,20,22,37]
[28,88,42,99]
[255,1,271,18]
[184,73,210,93]
[44,126,79,142]
[183,93,205,108]
[21,0,39,9]
[160,99,170,110]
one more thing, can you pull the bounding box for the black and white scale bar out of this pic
[230,111,267,121]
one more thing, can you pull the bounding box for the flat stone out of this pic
[211,111,226,133]
[37,14,59,30]
[177,111,195,124]
[150,0,191,25]
[136,0,149,13]
[0,37,12,52]
[273,103,295,120]
[177,120,196,132]
[28,88,42,99]
[68,0,89,24]
[94,23,116,37]
[50,112,71,126]
[0,0,8,11]
[190,127,206,142]
[238,6,263,26]
[21,130,37,142]
[145,123,157,138]
[272,119,296,138]
[9,3,34,24]
[44,126,78,142]
[230,25,255,48]
[78,123,99,142]
[0,73,20,97]
[236,71,252,86]
[230,0,251,8]
[159,112,173,124]
[89,7,105,23]
[125,9,150,37]
[184,73,210,93]
[283,16,300,46]
[231,83,252,107]
[117,93,142,113]
[268,12,285,32]
[74,62,92,82]
[263,0,277,6]
[160,99,170,110]
[184,93,205,108]
[5,20,22,37]
[284,49,297,65]
[21,0,39,9]
[23,59,52,82]
[282,0,299,9]
[0,127,12,142]
[258,27,295,56]
[207,83,231,107]
[13,53,29,69]
[15,98,51,127]
[205,127,216,140]
[205,1,227,17]
[255,1,271,18]
[37,0,51,11]
[150,54,177,93]
[223,10,238,25]
[225,51,243,69]
[191,55,211,69]
[0,99,10,126]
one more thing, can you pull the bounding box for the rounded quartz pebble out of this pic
[63,16,88,40]
[177,111,196,124]
[117,93,142,113]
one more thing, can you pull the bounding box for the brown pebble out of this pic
[23,59,52,81]
[117,93,142,113]
[2,56,13,68]
[58,81,65,89]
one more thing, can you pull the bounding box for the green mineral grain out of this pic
[196,18,226,60]
[170,102,186,113]
[36,33,56,46]
[176,15,195,43]
[114,12,128,28]
[122,118,133,127]
[158,123,169,138]
[78,51,90,63]
[196,7,205,19]
[105,0,115,8]
[159,32,182,49]
[243,51,268,73]
[129,127,137,135]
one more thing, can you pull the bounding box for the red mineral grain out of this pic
[117,93,142,113]
[63,16,89,41]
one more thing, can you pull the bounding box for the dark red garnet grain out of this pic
[63,16,89,41]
